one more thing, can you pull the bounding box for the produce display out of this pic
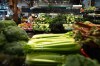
[0,20,29,56]
[0,20,17,31]
[84,6,96,11]
[0,32,6,47]
[66,14,75,24]
[73,21,100,47]
[62,54,100,66]
[73,21,100,62]
[18,22,33,31]
[26,31,81,65]
[0,1,100,65]
[34,14,66,33]
[3,26,29,42]
[33,24,50,32]
[3,41,27,56]
[33,13,83,33]
[26,54,100,66]
[0,11,100,66]
[27,53,100,66]
[26,52,65,66]
[27,32,80,51]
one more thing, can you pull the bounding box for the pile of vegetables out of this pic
[65,14,75,24]
[26,53,100,66]
[35,13,52,24]
[49,15,66,33]
[0,20,29,56]
[27,32,80,52]
[18,22,33,31]
[73,21,100,47]
[73,21,100,62]
[26,31,81,65]
[0,20,17,31]
[33,24,50,32]
[34,14,84,33]
[26,20,100,65]
[34,14,66,33]
[84,6,96,11]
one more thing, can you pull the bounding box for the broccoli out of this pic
[0,31,7,48]
[3,26,29,42]
[0,20,17,31]
[3,41,27,56]
[0,21,5,31]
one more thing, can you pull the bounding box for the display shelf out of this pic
[83,10,100,24]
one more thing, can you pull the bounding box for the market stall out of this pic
[0,0,100,66]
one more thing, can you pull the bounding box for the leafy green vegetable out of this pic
[3,26,29,42]
[93,37,100,46]
[66,14,75,24]
[33,24,50,32]
[62,54,100,66]
[74,31,83,41]
[64,31,74,37]
[49,15,66,33]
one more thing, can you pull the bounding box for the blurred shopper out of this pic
[28,14,35,24]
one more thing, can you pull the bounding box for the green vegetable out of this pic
[0,31,6,46]
[64,31,74,37]
[26,52,65,63]
[84,6,96,11]
[33,24,50,32]
[62,54,100,66]
[28,36,75,48]
[74,31,83,41]
[31,37,74,43]
[28,33,80,52]
[66,14,75,24]
[41,42,78,48]
[32,34,64,39]
[30,44,80,52]
[84,21,92,24]
[3,41,27,56]
[0,31,6,50]
[49,15,66,33]
[1,20,17,27]
[0,21,5,31]
[0,20,17,31]
[93,37,100,46]
[3,26,29,42]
